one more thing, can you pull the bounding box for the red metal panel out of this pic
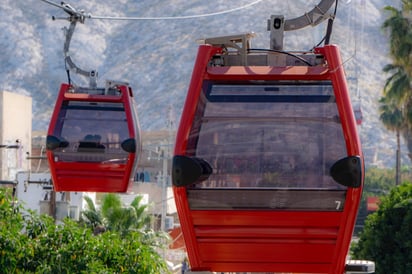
[316,45,364,274]
[173,45,220,267]
[207,65,329,81]
[201,262,332,273]
[187,210,341,272]
[52,162,132,192]
[63,93,123,102]
[191,210,342,226]
[197,241,337,262]
[316,45,362,156]
[174,45,221,156]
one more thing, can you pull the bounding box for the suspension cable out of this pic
[39,0,266,21]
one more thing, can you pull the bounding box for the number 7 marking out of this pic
[335,200,341,210]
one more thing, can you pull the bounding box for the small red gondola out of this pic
[172,33,363,273]
[46,83,141,192]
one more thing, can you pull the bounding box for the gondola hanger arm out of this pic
[60,19,98,88]
[268,0,337,50]
[42,0,97,87]
[284,0,336,31]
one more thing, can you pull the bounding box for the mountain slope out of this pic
[0,0,401,167]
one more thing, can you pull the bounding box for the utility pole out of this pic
[160,145,168,231]
[160,107,175,231]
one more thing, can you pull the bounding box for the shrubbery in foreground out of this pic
[0,189,168,273]
[351,183,412,274]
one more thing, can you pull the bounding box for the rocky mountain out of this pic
[0,0,404,167]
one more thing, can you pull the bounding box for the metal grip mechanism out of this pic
[52,2,97,87]
[268,0,337,50]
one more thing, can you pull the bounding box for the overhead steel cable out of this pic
[39,0,266,21]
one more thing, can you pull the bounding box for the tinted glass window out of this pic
[51,101,130,163]
[187,82,348,191]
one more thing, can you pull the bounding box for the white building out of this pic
[0,91,32,181]
[0,90,95,219]
[15,171,95,221]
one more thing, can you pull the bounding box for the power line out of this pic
[40,0,266,21]
[40,0,64,10]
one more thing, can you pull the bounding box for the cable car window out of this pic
[186,81,348,210]
[51,101,130,163]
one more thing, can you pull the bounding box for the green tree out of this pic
[352,183,412,273]
[81,195,103,231]
[379,95,404,184]
[355,167,396,233]
[101,194,150,235]
[0,189,169,273]
[382,64,410,104]
[381,2,412,161]
[82,193,168,248]
[83,194,153,236]
[382,4,412,71]
[363,167,395,195]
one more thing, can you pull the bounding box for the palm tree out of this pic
[381,63,411,167]
[382,64,410,105]
[81,194,168,244]
[100,194,152,237]
[81,195,103,233]
[382,4,412,71]
[381,2,412,170]
[404,0,412,11]
[382,2,412,102]
[379,96,404,185]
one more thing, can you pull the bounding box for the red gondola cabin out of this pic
[172,34,364,273]
[47,83,141,192]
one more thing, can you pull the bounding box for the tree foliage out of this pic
[381,1,412,161]
[351,183,412,273]
[0,189,169,273]
[81,193,166,246]
[382,4,412,70]
[354,167,397,234]
[364,167,397,193]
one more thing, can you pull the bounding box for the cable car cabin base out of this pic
[188,210,342,273]
[182,260,375,274]
[173,34,364,274]
[50,162,130,192]
[174,208,375,273]
[47,83,141,193]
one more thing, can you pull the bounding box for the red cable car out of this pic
[46,83,141,192]
[172,32,363,273]
[45,4,141,193]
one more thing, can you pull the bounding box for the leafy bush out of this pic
[351,182,412,274]
[0,189,169,273]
